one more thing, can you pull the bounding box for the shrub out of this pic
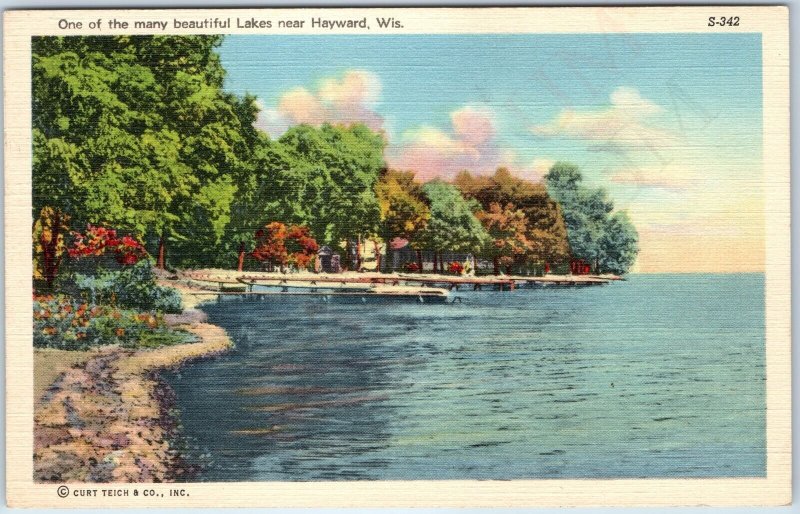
[448,261,464,275]
[33,295,194,350]
[404,262,420,272]
[72,260,183,313]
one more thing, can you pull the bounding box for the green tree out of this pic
[274,123,385,269]
[417,181,489,272]
[598,211,639,274]
[545,162,638,274]
[32,35,259,270]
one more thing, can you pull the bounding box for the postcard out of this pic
[3,6,790,508]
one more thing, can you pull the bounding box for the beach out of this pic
[33,284,233,483]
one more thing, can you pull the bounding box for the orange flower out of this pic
[115,328,125,337]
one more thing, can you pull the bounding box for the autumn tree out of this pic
[251,222,289,272]
[476,203,530,275]
[455,168,570,273]
[250,222,319,272]
[375,169,430,271]
[285,225,320,271]
[32,207,70,290]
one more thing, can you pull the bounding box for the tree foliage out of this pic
[251,221,319,271]
[375,169,430,240]
[454,168,571,270]
[32,35,260,268]
[545,162,639,273]
[417,180,489,254]
[33,207,70,289]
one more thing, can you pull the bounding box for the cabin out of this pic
[317,246,341,273]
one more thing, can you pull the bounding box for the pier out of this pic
[179,269,614,296]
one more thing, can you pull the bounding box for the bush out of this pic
[404,262,420,272]
[448,261,464,274]
[33,295,195,350]
[72,260,182,313]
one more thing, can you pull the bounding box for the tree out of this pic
[251,222,289,271]
[285,224,320,271]
[375,169,430,271]
[598,211,639,274]
[33,207,70,290]
[250,222,319,272]
[545,162,638,274]
[32,36,259,270]
[454,168,570,272]
[275,123,385,270]
[417,181,489,272]
[476,202,530,274]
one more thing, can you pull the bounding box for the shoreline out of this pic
[34,283,233,483]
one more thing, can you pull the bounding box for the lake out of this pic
[165,273,765,481]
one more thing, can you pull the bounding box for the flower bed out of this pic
[33,295,195,351]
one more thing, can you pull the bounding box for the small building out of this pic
[317,246,341,273]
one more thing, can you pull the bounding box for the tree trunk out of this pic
[42,209,63,289]
[157,234,166,270]
[355,236,362,271]
[237,241,246,272]
[493,256,500,275]
[440,253,445,273]
[416,249,423,273]
[374,240,382,272]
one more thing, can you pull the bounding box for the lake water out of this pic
[166,273,765,481]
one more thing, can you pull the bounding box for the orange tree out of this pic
[251,222,318,272]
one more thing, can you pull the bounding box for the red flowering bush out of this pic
[68,225,148,266]
[286,225,320,270]
[251,222,289,270]
[448,261,464,275]
[252,222,319,271]
[404,262,420,272]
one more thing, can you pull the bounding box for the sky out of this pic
[219,34,763,273]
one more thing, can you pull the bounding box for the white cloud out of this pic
[254,70,384,137]
[388,105,502,181]
[532,86,675,151]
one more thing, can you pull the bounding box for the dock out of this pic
[180,270,615,295]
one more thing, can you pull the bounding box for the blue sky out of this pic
[218,34,763,272]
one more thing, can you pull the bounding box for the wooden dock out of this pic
[181,270,614,293]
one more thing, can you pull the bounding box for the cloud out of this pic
[610,167,690,191]
[531,87,675,151]
[529,158,555,177]
[254,70,384,137]
[451,105,495,146]
[388,105,508,181]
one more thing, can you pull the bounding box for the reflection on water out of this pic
[166,274,766,481]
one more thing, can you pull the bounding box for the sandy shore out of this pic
[33,283,233,482]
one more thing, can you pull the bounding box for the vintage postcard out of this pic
[3,6,790,508]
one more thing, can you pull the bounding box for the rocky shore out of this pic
[33,316,232,483]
